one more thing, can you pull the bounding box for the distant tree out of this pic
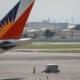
[23,33,28,38]
[74,24,80,30]
[44,29,55,38]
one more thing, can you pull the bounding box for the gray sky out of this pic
[0,0,80,23]
[29,0,80,23]
[0,0,19,20]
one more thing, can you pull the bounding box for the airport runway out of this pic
[0,51,80,80]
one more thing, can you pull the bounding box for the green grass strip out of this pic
[22,44,80,49]
[40,50,80,53]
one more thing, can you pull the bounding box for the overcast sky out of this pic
[0,0,80,23]
[29,0,80,23]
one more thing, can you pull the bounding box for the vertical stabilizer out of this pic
[0,0,35,39]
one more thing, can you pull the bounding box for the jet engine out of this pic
[0,41,16,50]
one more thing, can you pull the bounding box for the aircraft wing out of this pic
[15,38,32,48]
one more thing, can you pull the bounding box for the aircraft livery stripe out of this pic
[0,1,20,39]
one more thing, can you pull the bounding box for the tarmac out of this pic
[0,50,80,80]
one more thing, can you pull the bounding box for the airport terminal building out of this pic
[22,21,80,41]
[26,21,68,31]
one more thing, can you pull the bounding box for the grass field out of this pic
[20,43,80,49]
[40,50,80,53]
[18,42,80,53]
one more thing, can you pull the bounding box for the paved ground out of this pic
[0,51,80,80]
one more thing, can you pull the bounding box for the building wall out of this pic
[26,22,68,31]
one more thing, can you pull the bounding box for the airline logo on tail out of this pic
[0,0,34,39]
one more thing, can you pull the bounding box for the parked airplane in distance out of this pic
[0,0,35,50]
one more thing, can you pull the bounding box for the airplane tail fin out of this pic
[0,0,35,39]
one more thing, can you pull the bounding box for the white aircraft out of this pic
[0,0,35,50]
